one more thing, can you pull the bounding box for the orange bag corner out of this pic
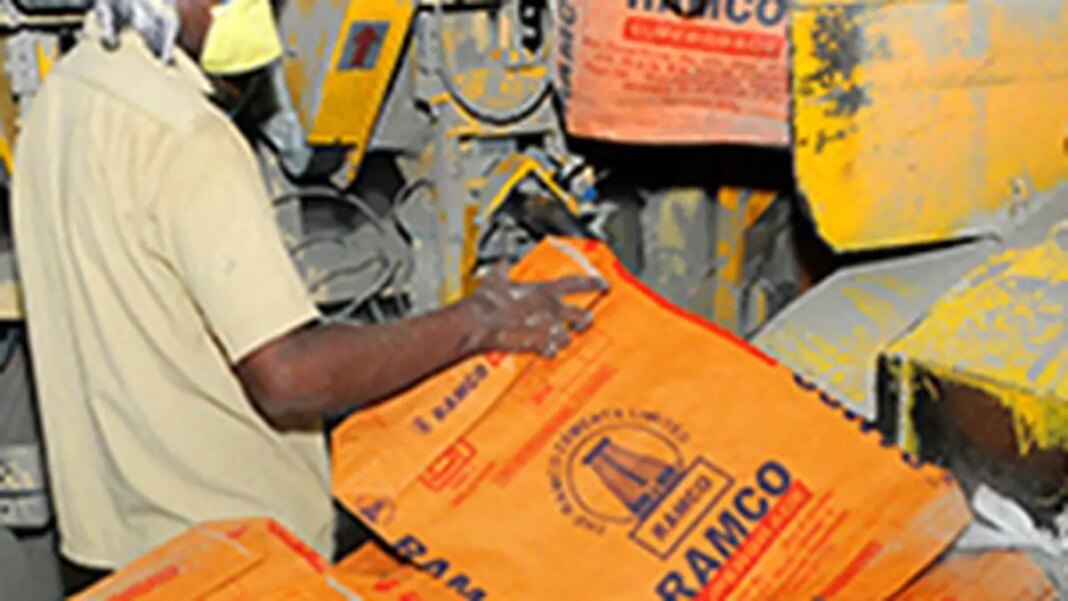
[891,551,1057,600]
[70,518,332,600]
[331,543,461,600]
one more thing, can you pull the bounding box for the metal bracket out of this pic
[0,444,50,528]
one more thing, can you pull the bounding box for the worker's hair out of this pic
[94,0,180,64]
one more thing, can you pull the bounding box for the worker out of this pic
[11,0,605,595]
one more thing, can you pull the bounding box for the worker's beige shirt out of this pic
[12,26,334,568]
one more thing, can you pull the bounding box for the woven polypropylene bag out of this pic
[332,238,971,601]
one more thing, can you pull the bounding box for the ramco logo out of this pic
[653,461,795,600]
[394,534,487,600]
[548,409,799,600]
[627,0,787,27]
[412,363,490,434]
[549,409,733,559]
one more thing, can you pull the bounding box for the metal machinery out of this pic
[0,0,1062,594]
[261,0,604,324]
[263,0,803,335]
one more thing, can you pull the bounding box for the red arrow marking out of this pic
[351,25,379,68]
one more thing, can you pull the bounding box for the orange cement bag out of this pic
[892,551,1057,600]
[71,518,463,600]
[333,544,464,600]
[555,0,789,145]
[72,518,347,600]
[332,238,972,600]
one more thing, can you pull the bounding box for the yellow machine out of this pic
[762,2,1068,571]
[793,1,1068,251]
[264,0,601,321]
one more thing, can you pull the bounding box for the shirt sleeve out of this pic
[155,113,321,363]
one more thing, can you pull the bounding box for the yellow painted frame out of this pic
[793,0,1068,251]
[309,0,416,170]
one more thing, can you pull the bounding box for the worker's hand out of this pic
[468,263,608,358]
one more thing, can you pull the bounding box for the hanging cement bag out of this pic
[332,238,972,601]
[554,0,790,145]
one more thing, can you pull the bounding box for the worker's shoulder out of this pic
[50,36,221,135]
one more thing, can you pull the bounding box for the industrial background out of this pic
[0,0,1066,597]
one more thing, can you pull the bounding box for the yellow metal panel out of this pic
[793,0,1068,251]
[0,43,17,176]
[34,39,54,81]
[309,0,415,167]
[479,155,580,219]
[887,224,1068,454]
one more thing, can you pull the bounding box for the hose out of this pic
[272,187,400,322]
[388,177,434,287]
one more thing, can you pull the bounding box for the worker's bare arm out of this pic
[236,266,606,422]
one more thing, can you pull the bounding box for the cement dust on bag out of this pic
[331,237,974,600]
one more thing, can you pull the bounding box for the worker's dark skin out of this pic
[173,0,606,422]
[240,269,604,422]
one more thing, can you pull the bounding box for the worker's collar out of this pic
[82,18,213,96]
